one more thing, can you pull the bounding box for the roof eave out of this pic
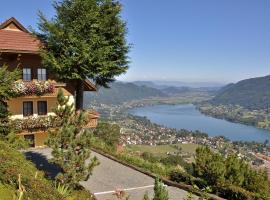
[0,49,40,54]
[83,79,97,91]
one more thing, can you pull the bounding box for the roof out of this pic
[0,18,97,92]
[0,17,40,53]
[84,79,97,91]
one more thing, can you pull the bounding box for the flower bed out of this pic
[12,80,55,96]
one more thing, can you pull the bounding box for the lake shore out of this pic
[128,104,270,143]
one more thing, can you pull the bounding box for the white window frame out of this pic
[23,68,31,81]
[37,68,47,81]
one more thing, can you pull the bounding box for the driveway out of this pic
[25,148,194,200]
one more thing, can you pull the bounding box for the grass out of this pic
[126,143,200,156]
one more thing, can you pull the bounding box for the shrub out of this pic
[191,178,208,189]
[67,189,96,200]
[217,185,255,200]
[153,178,169,200]
[117,153,171,177]
[194,147,270,198]
[0,140,64,200]
[0,184,16,200]
[170,170,193,185]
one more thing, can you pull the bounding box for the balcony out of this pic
[12,80,56,97]
[84,111,99,128]
[11,111,99,133]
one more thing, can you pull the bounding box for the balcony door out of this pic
[23,68,31,81]
[37,68,47,81]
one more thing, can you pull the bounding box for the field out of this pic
[126,143,200,156]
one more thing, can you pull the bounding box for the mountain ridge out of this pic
[211,75,270,109]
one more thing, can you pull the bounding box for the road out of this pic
[25,148,194,200]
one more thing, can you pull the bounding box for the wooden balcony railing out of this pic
[10,116,57,133]
[84,111,99,128]
[10,110,99,134]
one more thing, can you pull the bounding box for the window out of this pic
[37,68,47,81]
[37,101,47,115]
[23,68,31,81]
[23,101,33,116]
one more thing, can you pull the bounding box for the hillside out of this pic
[211,75,270,109]
[161,86,191,96]
[84,82,167,106]
[0,141,63,200]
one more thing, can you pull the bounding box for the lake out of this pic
[129,104,270,143]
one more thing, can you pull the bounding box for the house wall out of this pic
[18,131,49,148]
[35,131,49,147]
[8,95,75,119]
[0,52,75,95]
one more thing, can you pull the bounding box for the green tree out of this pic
[194,147,226,186]
[194,147,270,199]
[36,0,130,110]
[153,178,169,200]
[93,122,120,150]
[0,66,20,136]
[47,89,99,188]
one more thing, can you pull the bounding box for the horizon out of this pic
[1,0,270,83]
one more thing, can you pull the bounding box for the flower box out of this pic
[12,80,55,97]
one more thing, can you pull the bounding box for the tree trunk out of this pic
[75,80,84,111]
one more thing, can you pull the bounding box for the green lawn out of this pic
[126,143,199,156]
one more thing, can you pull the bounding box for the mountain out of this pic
[84,82,167,106]
[132,81,225,89]
[211,75,270,109]
[161,86,191,96]
[132,81,160,88]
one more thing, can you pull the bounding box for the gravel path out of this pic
[25,148,194,200]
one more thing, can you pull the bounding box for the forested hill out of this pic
[211,75,270,109]
[84,82,167,105]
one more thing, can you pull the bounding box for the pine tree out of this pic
[47,89,99,188]
[36,0,130,110]
[153,178,169,200]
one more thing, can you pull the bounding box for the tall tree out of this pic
[36,0,130,110]
[47,89,99,188]
[0,66,20,136]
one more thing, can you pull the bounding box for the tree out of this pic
[153,178,169,200]
[194,147,226,186]
[0,66,20,136]
[47,89,99,188]
[36,0,130,110]
[93,121,120,150]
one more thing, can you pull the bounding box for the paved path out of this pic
[25,148,193,200]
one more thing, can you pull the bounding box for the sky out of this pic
[1,0,270,84]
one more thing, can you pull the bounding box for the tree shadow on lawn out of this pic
[24,151,61,180]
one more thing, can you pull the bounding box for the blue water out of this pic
[129,104,270,143]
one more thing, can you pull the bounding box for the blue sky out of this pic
[1,0,270,84]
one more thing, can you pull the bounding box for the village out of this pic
[91,102,270,177]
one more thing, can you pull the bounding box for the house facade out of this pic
[0,17,99,147]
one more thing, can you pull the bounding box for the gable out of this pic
[0,17,28,32]
[2,22,22,31]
